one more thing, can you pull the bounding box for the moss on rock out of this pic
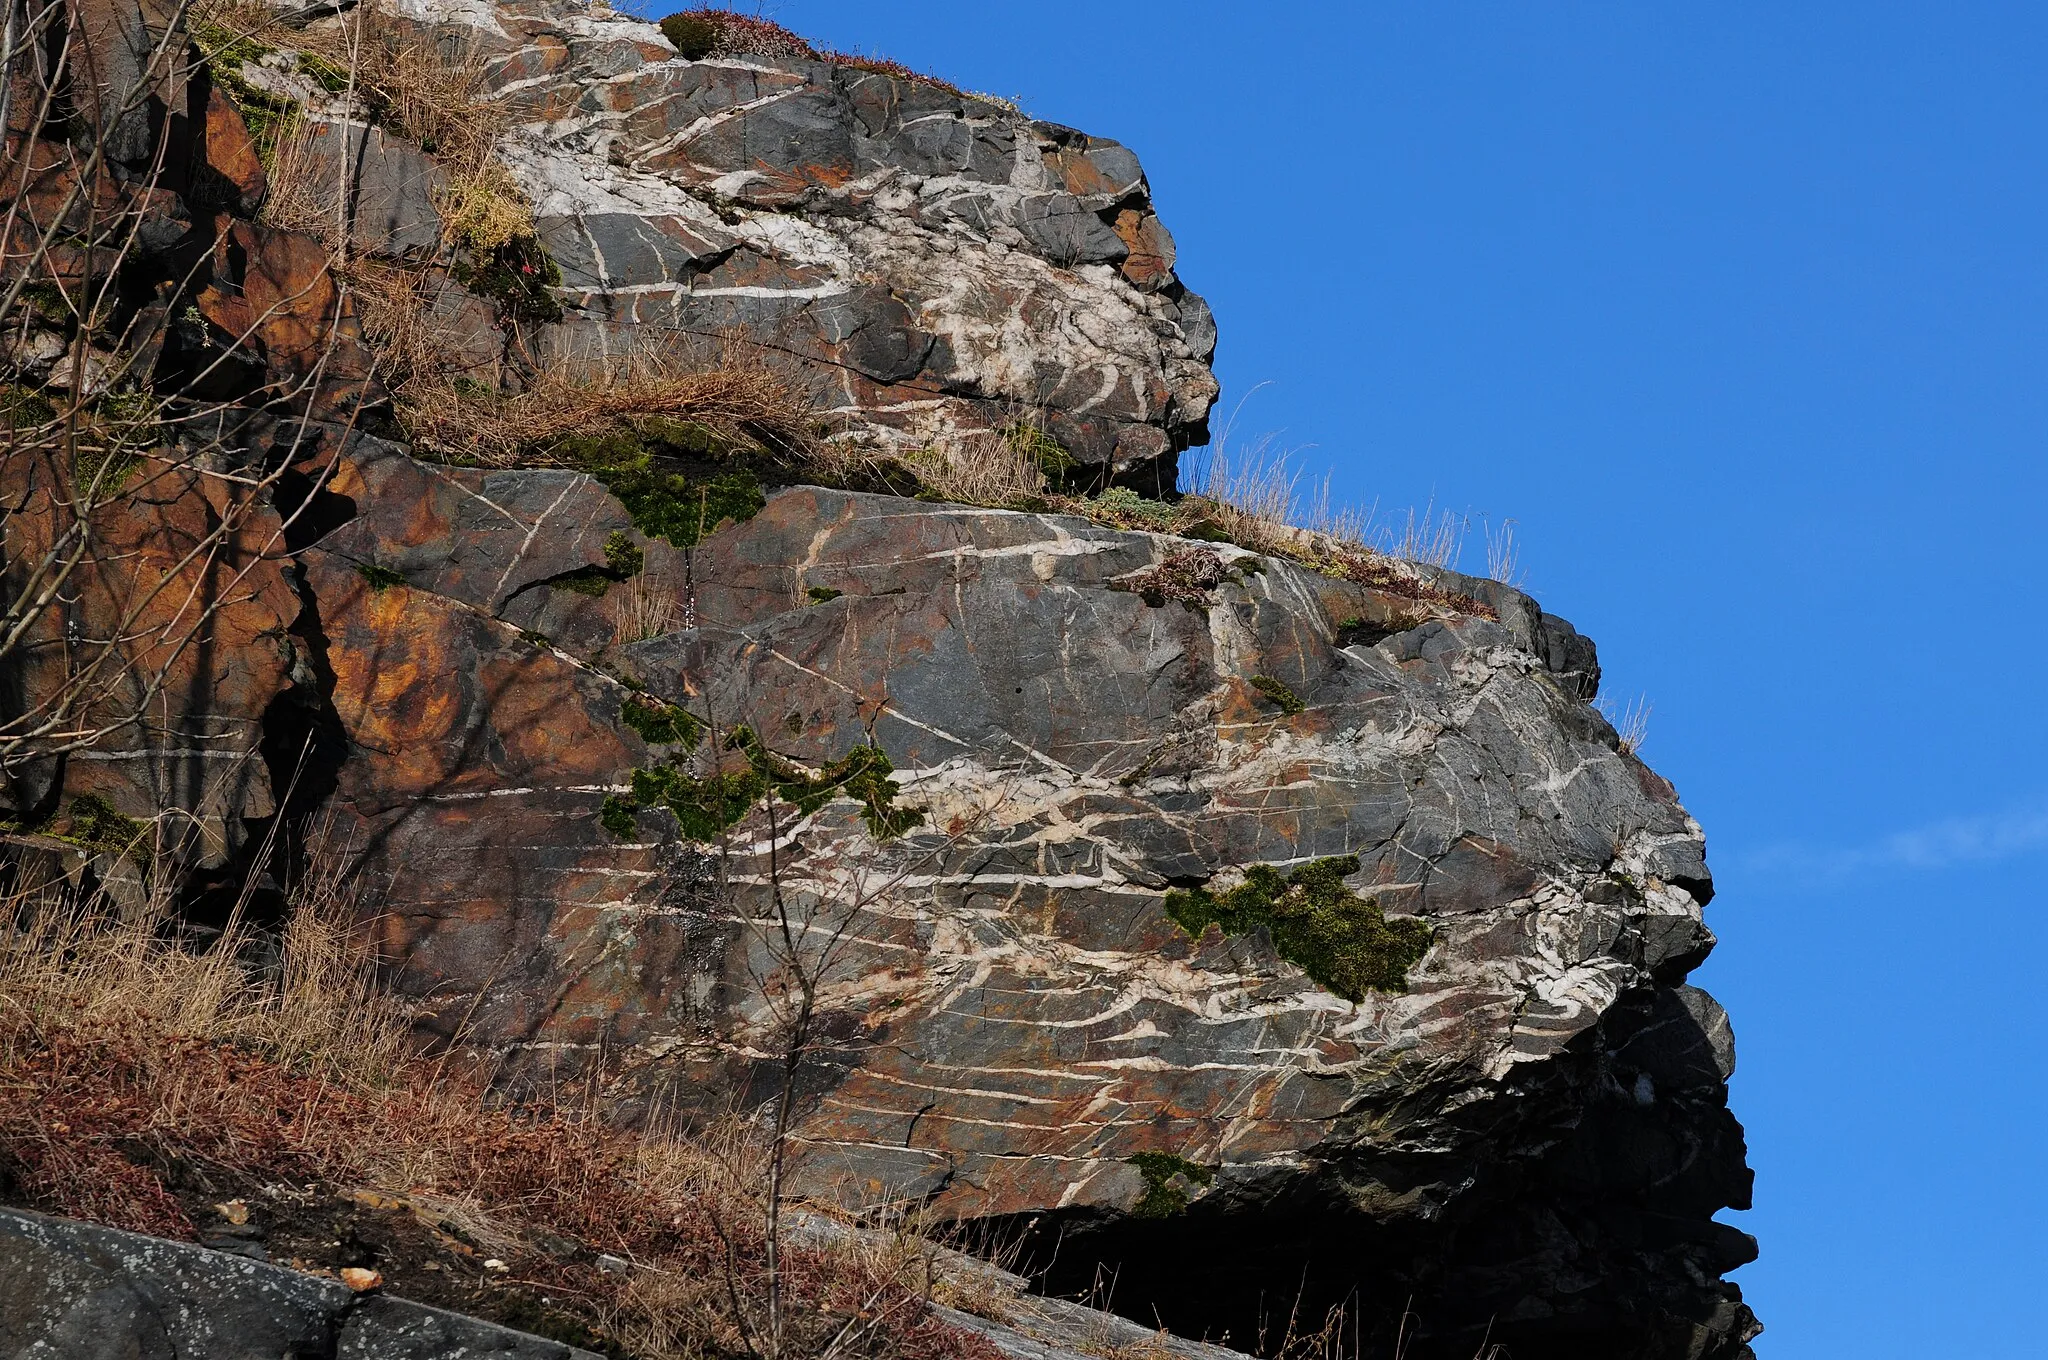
[621,696,701,748]
[1248,674,1305,716]
[602,722,923,844]
[1128,1151,1214,1218]
[1164,856,1431,1001]
[546,422,766,549]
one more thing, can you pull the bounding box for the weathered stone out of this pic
[0,451,301,868]
[0,1207,604,1359]
[296,119,447,256]
[313,442,628,613]
[191,222,378,414]
[5,2,1755,1355]
[367,0,1218,473]
[202,85,267,213]
[1113,208,1176,292]
[536,211,734,292]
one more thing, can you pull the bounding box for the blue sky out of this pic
[659,4,2048,1352]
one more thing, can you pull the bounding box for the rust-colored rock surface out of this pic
[0,447,300,869]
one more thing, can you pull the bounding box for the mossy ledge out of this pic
[545,419,767,549]
[1164,856,1431,1001]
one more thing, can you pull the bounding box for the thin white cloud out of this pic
[1732,799,2048,884]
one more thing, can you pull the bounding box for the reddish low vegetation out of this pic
[0,848,991,1360]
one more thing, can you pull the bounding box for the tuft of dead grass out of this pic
[344,256,463,386]
[256,110,331,236]
[1596,693,1652,758]
[403,346,819,468]
[0,839,991,1360]
[1172,432,1496,617]
[907,426,1052,507]
[609,573,682,644]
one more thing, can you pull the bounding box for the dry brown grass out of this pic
[610,573,682,644]
[255,111,330,236]
[196,0,532,257]
[344,257,453,384]
[403,347,820,467]
[1482,518,1520,586]
[1180,432,1472,571]
[1596,693,1652,757]
[0,836,991,1360]
[907,427,1050,506]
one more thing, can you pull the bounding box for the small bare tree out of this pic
[603,686,1003,1360]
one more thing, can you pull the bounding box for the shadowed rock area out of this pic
[0,0,1757,1356]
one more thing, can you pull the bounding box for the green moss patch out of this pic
[806,586,843,605]
[659,13,720,58]
[726,728,923,839]
[1088,485,1179,531]
[356,563,407,591]
[604,531,645,577]
[1164,856,1431,1002]
[1248,675,1305,716]
[625,764,766,841]
[1128,1152,1214,1218]
[550,568,613,598]
[542,422,765,549]
[1004,422,1075,480]
[602,725,923,844]
[63,794,153,873]
[1,386,56,428]
[599,793,642,839]
[621,697,701,748]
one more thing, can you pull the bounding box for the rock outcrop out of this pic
[0,2,1757,1358]
[0,1205,1263,1360]
[256,0,1219,480]
[0,1207,604,1359]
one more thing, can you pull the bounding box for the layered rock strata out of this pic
[258,0,1219,478]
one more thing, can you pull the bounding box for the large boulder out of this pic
[289,455,1756,1360]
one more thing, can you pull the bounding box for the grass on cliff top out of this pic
[0,836,992,1360]
[405,346,1494,618]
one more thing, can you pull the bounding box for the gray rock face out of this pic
[296,119,448,255]
[0,1205,1269,1360]
[0,1208,600,1359]
[281,459,1756,1359]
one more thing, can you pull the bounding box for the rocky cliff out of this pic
[0,2,1757,1357]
